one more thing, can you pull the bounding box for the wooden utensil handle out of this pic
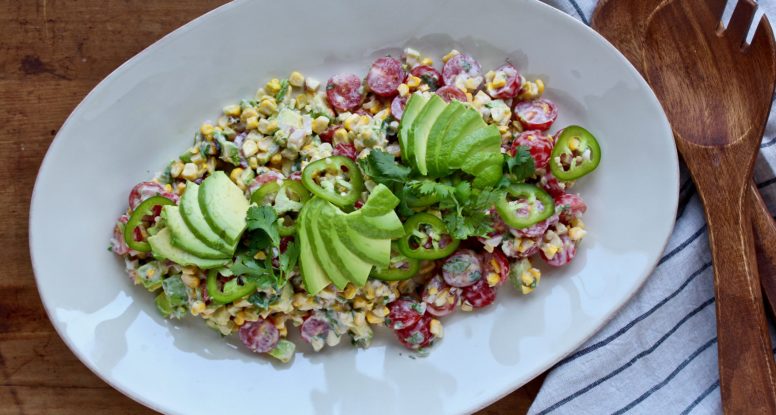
[703,191,776,413]
[750,182,776,317]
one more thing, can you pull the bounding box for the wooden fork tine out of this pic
[726,0,758,44]
[706,0,729,25]
[749,15,776,51]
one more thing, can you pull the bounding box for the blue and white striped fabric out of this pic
[529,0,776,413]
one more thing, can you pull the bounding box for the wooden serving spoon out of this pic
[592,0,776,318]
[642,0,776,412]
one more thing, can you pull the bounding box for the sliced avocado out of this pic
[199,171,249,244]
[148,228,229,269]
[410,95,448,175]
[334,213,391,267]
[462,150,504,174]
[399,93,430,166]
[180,183,235,254]
[359,184,400,217]
[319,204,373,286]
[472,164,504,188]
[448,125,502,170]
[438,111,487,174]
[426,101,466,177]
[345,209,405,240]
[298,202,331,295]
[306,200,349,290]
[163,206,230,259]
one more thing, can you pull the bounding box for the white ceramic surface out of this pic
[29,0,679,413]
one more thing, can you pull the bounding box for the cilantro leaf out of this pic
[358,149,411,186]
[248,291,280,309]
[279,241,300,279]
[406,179,457,200]
[246,205,280,247]
[505,145,536,182]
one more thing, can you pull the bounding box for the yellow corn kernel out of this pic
[240,108,258,122]
[223,104,241,117]
[217,116,229,129]
[418,84,430,92]
[343,284,358,300]
[343,114,360,131]
[242,140,259,157]
[541,244,560,259]
[288,71,305,87]
[364,284,376,300]
[229,168,244,183]
[429,319,443,337]
[406,75,421,88]
[353,296,368,310]
[465,92,473,102]
[245,116,259,131]
[233,312,245,326]
[426,286,439,296]
[258,98,278,116]
[420,57,434,66]
[270,153,283,167]
[311,116,329,134]
[536,79,545,95]
[366,311,384,325]
[180,163,199,181]
[570,217,586,228]
[190,301,206,316]
[442,49,460,63]
[170,160,184,178]
[530,268,541,278]
[176,182,187,194]
[360,128,373,141]
[397,83,410,97]
[498,125,509,135]
[265,78,281,94]
[181,273,200,288]
[464,77,480,91]
[569,227,587,241]
[353,312,366,326]
[461,302,473,312]
[374,305,390,317]
[248,157,259,169]
[254,251,267,260]
[485,70,496,82]
[492,77,507,89]
[200,123,214,136]
[568,137,580,151]
[333,127,349,143]
[486,272,501,287]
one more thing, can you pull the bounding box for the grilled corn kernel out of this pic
[569,227,587,241]
[343,284,358,300]
[364,285,376,300]
[190,301,206,315]
[418,84,430,92]
[568,137,580,151]
[536,79,545,95]
[242,140,259,157]
[429,319,443,337]
[464,77,480,91]
[366,311,384,325]
[485,70,496,82]
[240,108,258,122]
[353,296,368,310]
[343,114,360,131]
[420,57,434,66]
[229,168,244,183]
[465,92,473,102]
[269,153,283,167]
[406,75,421,88]
[258,98,278,116]
[461,302,473,312]
[233,312,246,326]
[486,272,501,287]
[288,71,305,87]
[245,116,259,131]
[265,78,282,94]
[333,127,349,143]
[541,244,560,259]
[180,163,199,181]
[200,123,214,136]
[442,49,460,63]
[223,104,241,117]
[248,156,259,169]
[311,116,329,134]
[353,311,366,326]
[360,128,373,141]
[170,160,184,178]
[254,251,267,260]
[295,93,309,109]
[181,273,200,288]
[398,83,410,97]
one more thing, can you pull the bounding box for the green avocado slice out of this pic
[148,228,229,269]
[306,200,349,290]
[164,206,230,259]
[180,183,235,254]
[462,149,504,175]
[410,94,447,175]
[298,202,332,295]
[199,171,249,245]
[334,213,391,267]
[426,101,465,177]
[437,110,486,174]
[448,125,502,170]
[359,184,400,217]
[472,164,504,188]
[319,203,373,286]
[399,93,429,167]
[345,209,405,240]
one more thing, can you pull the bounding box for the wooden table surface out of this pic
[0,1,545,413]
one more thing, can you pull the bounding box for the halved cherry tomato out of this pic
[462,279,496,309]
[513,98,558,131]
[395,314,436,350]
[510,130,554,169]
[326,73,363,112]
[410,65,443,90]
[366,57,404,97]
[487,63,522,99]
[391,95,408,120]
[422,275,460,317]
[435,85,468,103]
[387,298,426,330]
[442,53,482,86]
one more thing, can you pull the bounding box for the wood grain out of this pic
[643,0,776,412]
[0,1,543,413]
[591,0,776,319]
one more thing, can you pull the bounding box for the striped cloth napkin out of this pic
[529,1,776,414]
